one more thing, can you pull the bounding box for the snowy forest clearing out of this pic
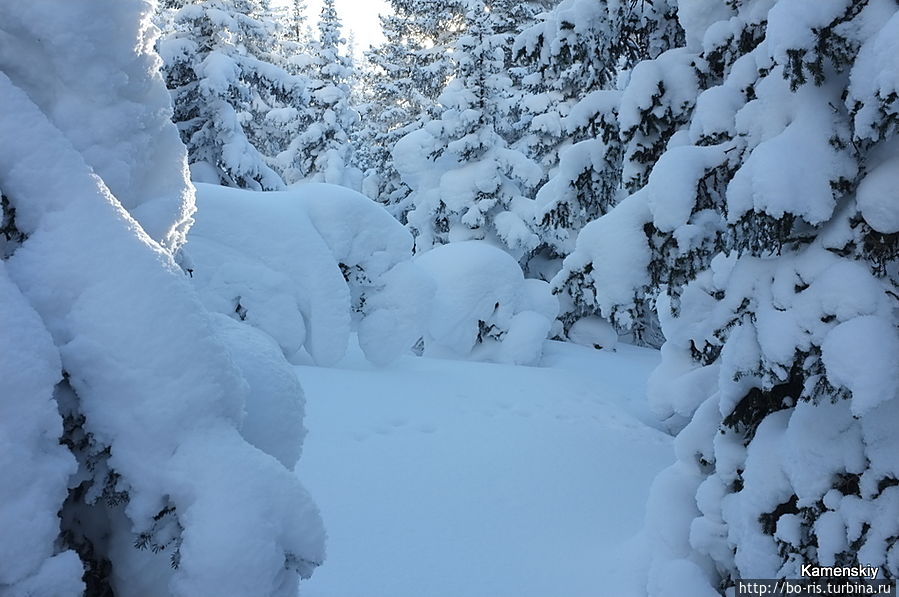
[3,0,899,595]
[297,340,672,597]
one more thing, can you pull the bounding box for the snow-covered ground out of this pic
[297,339,673,597]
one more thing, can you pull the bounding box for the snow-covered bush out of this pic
[185,182,428,366]
[564,0,899,593]
[414,241,558,365]
[567,316,618,351]
[185,184,558,367]
[0,3,324,595]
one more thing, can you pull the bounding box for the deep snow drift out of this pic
[296,338,673,597]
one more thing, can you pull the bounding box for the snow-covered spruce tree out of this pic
[285,0,307,44]
[518,0,683,338]
[527,91,623,277]
[158,0,311,190]
[395,0,543,262]
[513,0,625,277]
[354,20,431,218]
[277,0,359,186]
[386,0,468,108]
[266,0,310,72]
[550,42,702,345]
[0,186,82,594]
[481,0,549,146]
[352,37,416,215]
[511,0,683,295]
[560,1,899,592]
[355,0,467,219]
[0,2,324,595]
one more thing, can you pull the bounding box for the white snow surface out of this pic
[297,338,673,597]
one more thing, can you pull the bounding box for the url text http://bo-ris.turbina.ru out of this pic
[736,565,894,596]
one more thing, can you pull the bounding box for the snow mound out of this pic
[188,185,556,368]
[213,314,308,469]
[357,261,436,367]
[414,241,558,365]
[568,316,619,350]
[187,182,425,366]
[187,183,350,365]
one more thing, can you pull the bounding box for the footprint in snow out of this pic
[416,423,437,434]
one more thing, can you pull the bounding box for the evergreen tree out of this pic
[158,0,311,190]
[549,42,700,344]
[514,0,682,270]
[269,0,312,66]
[558,1,899,591]
[356,0,467,219]
[516,0,683,328]
[277,0,359,186]
[480,0,548,145]
[395,0,542,261]
[288,0,307,43]
[389,0,467,107]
